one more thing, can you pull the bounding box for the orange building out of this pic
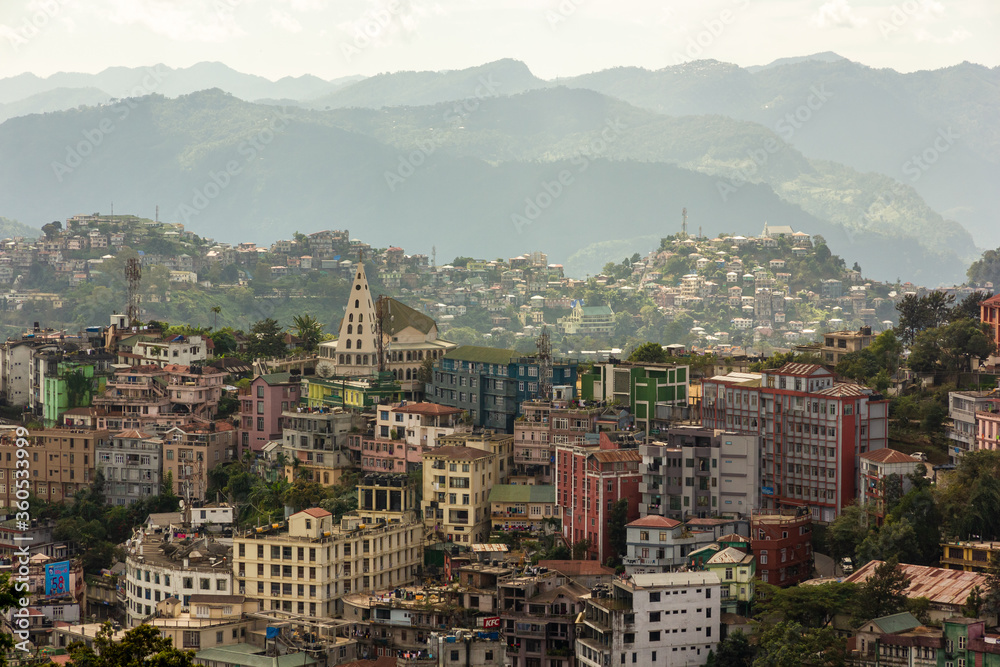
[981,294,1000,356]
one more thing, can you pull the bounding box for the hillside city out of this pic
[2,210,1000,667]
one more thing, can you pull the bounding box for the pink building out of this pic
[240,372,301,452]
[556,433,642,563]
[353,402,466,473]
[976,398,1000,451]
[93,364,224,432]
[513,400,609,484]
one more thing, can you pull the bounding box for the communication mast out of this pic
[536,327,552,402]
[681,207,688,239]
[125,257,142,328]
[375,295,393,373]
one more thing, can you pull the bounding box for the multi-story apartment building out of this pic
[94,364,224,431]
[234,475,421,617]
[556,434,641,562]
[438,431,515,486]
[353,402,466,475]
[795,327,875,365]
[575,572,721,667]
[238,372,301,453]
[981,293,1000,359]
[703,547,756,615]
[0,428,107,507]
[859,448,922,524]
[97,430,163,506]
[976,397,1000,452]
[750,509,812,587]
[623,516,748,575]
[117,334,208,368]
[948,390,998,462]
[426,346,578,432]
[512,400,609,484]
[161,422,237,501]
[488,484,558,535]
[853,616,1000,667]
[580,360,689,433]
[498,568,588,667]
[422,445,496,544]
[123,530,234,626]
[281,407,355,485]
[940,540,1000,573]
[639,426,761,521]
[1,339,36,406]
[701,363,888,522]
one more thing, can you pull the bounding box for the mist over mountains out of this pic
[0,55,994,285]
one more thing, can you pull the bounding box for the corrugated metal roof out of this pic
[592,449,642,463]
[488,484,555,504]
[844,561,988,607]
[860,448,919,464]
[774,363,826,377]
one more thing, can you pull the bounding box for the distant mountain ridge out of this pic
[0,90,972,284]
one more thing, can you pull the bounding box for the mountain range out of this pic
[0,55,995,285]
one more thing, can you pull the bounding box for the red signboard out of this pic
[482,617,501,629]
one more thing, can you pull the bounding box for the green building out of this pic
[42,362,101,427]
[704,546,756,615]
[302,371,402,410]
[581,361,689,432]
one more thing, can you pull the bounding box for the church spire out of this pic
[333,260,380,376]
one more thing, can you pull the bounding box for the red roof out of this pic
[627,515,681,528]
[860,448,919,464]
[115,429,152,439]
[298,508,332,518]
[773,363,827,377]
[982,294,1000,307]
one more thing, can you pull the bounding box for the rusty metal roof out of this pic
[844,561,988,607]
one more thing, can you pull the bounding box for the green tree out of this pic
[291,314,324,353]
[211,305,222,330]
[607,499,629,565]
[67,623,195,667]
[853,557,910,625]
[856,518,920,565]
[968,248,1000,287]
[0,572,21,665]
[247,318,286,359]
[825,503,869,562]
[963,585,984,618]
[572,538,592,559]
[753,621,846,667]
[627,341,667,364]
[951,291,993,322]
[707,629,754,667]
[755,581,858,628]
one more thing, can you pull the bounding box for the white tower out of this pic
[333,261,380,376]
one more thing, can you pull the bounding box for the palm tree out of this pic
[211,305,222,330]
[291,314,324,353]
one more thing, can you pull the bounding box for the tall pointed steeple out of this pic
[333,261,380,376]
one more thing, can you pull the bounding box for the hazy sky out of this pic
[1,0,997,80]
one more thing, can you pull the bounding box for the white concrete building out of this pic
[576,571,721,667]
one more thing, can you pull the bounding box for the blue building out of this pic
[426,345,578,432]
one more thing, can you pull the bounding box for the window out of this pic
[649,592,661,603]
[649,611,661,622]
[649,631,660,642]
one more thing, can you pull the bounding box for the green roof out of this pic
[488,484,555,504]
[581,306,613,316]
[384,298,436,336]
[259,372,293,385]
[195,645,317,667]
[870,612,921,634]
[445,345,518,365]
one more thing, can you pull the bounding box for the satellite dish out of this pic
[316,361,335,378]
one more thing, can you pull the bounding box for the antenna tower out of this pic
[375,295,393,373]
[681,207,688,238]
[125,257,142,328]
[432,245,436,270]
[536,327,552,402]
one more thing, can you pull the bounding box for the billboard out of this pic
[45,561,71,596]
[482,617,501,629]
[761,486,774,496]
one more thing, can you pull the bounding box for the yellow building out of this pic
[940,540,1000,572]
[438,431,514,486]
[233,475,422,616]
[422,445,496,545]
